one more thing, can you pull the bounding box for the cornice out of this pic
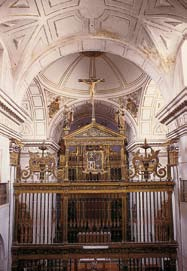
[22,139,60,152]
[157,87,187,125]
[0,88,29,125]
[127,139,166,152]
[167,124,187,139]
[0,123,22,140]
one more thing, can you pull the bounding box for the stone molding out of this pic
[0,89,29,139]
[22,139,60,152]
[157,88,187,138]
[127,139,166,152]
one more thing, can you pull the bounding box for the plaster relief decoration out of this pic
[48,96,61,118]
[126,97,138,118]
[43,0,80,15]
[8,0,39,12]
[46,90,75,121]
[0,0,186,100]
[110,88,142,120]
[76,127,114,138]
[5,22,39,69]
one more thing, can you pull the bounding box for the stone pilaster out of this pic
[157,87,187,271]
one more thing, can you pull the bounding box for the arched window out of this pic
[181,39,187,86]
[0,235,5,271]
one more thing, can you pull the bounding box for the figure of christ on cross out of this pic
[78,77,105,98]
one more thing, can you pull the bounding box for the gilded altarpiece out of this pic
[60,122,127,182]
[56,122,127,244]
[12,122,177,271]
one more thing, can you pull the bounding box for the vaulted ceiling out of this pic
[0,0,186,144]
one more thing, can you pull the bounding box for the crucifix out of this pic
[78,77,104,122]
[78,77,105,98]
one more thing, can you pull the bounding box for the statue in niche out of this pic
[63,105,74,129]
[48,96,61,118]
[115,105,125,129]
[126,97,138,117]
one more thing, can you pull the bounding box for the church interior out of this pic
[0,0,187,270]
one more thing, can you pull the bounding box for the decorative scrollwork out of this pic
[129,139,166,181]
[21,167,31,180]
[21,142,63,182]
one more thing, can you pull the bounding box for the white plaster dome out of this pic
[38,52,148,98]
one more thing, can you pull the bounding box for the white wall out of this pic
[0,204,9,271]
[0,135,10,183]
[0,135,11,271]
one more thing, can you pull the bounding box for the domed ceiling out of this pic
[21,50,149,142]
[38,52,148,97]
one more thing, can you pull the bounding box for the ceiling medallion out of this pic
[81,51,103,58]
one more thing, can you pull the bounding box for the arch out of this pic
[15,35,169,105]
[0,234,5,271]
[48,98,138,144]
